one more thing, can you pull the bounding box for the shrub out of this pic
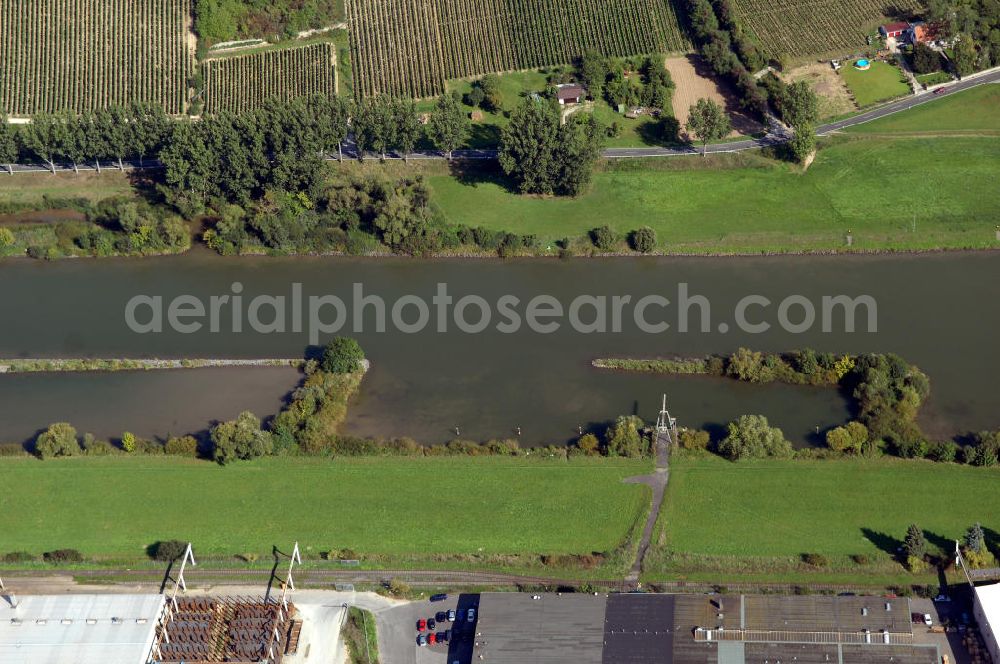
[0,227,15,247]
[679,429,710,450]
[211,411,273,464]
[150,540,189,561]
[165,435,200,456]
[927,440,958,463]
[589,225,618,251]
[386,578,411,596]
[628,226,657,253]
[801,553,829,567]
[321,337,365,374]
[826,421,869,454]
[575,433,601,455]
[43,548,83,563]
[121,431,137,453]
[604,415,648,458]
[850,553,871,565]
[719,414,792,460]
[35,422,80,459]
[2,551,35,563]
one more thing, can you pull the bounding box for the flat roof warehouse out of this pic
[0,593,165,664]
[473,593,941,664]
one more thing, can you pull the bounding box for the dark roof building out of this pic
[470,593,941,664]
[880,21,910,37]
[556,84,585,104]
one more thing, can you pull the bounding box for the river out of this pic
[0,250,996,445]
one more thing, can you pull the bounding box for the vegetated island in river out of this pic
[593,348,944,456]
[0,357,306,373]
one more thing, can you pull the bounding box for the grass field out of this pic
[644,454,1000,583]
[839,61,911,107]
[428,134,1000,252]
[849,84,1000,134]
[0,171,134,207]
[0,456,650,562]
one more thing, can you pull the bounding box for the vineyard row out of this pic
[345,0,691,98]
[202,44,339,114]
[732,0,921,57]
[0,0,194,115]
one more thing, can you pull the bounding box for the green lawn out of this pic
[915,71,952,88]
[0,456,650,560]
[849,84,1000,134]
[643,455,1000,584]
[839,60,911,107]
[430,135,1000,252]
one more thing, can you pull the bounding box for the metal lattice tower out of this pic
[655,394,678,445]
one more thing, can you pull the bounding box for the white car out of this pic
[922,613,933,626]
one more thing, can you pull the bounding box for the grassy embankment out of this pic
[848,83,1000,135]
[0,455,651,578]
[344,607,380,664]
[646,454,1000,586]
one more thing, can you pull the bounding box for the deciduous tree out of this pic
[428,93,469,159]
[685,98,731,156]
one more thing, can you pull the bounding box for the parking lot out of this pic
[377,593,480,664]
[911,592,977,664]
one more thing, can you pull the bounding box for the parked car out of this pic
[428,618,437,630]
[923,614,934,626]
[933,87,948,95]
[431,593,448,602]
[467,607,477,622]
[438,630,450,643]
[934,594,952,603]
[436,611,448,622]
[417,634,428,646]
[417,618,427,631]
[429,633,437,645]
[447,609,456,622]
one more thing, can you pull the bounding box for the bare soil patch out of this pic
[665,55,764,138]
[783,63,857,119]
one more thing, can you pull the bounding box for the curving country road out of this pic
[3,68,998,175]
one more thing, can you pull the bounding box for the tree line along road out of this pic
[2,69,998,174]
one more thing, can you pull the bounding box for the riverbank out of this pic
[0,357,305,373]
[2,85,999,259]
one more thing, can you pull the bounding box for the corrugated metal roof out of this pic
[0,594,165,664]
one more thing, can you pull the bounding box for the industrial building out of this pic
[472,592,942,664]
[0,593,166,664]
[974,583,1000,664]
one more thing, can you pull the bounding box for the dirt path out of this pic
[623,431,671,584]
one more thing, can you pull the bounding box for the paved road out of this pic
[3,67,998,175]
